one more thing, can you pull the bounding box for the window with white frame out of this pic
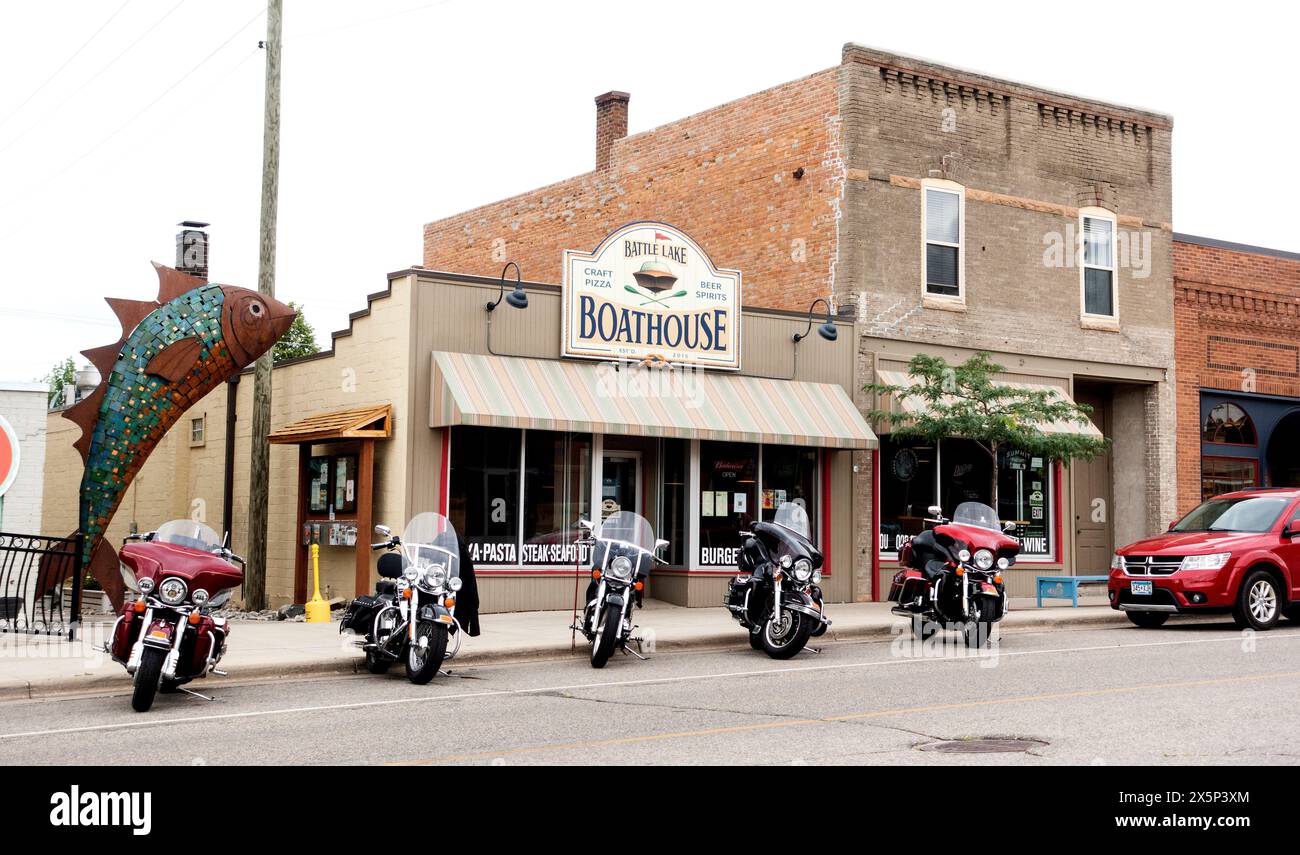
[189,415,205,446]
[1081,210,1117,318]
[923,182,964,298]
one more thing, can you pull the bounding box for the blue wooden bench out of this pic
[1036,575,1110,608]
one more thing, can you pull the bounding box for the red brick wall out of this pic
[1174,238,1300,513]
[422,68,843,312]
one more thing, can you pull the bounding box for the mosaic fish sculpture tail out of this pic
[61,263,295,608]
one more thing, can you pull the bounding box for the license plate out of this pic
[1130,581,1153,596]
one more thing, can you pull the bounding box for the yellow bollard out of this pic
[305,543,330,623]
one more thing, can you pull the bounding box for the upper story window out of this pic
[1203,402,1256,446]
[189,415,205,447]
[922,181,964,300]
[1080,208,1117,318]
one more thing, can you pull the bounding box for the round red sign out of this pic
[0,415,20,498]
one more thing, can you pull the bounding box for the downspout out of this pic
[222,375,239,538]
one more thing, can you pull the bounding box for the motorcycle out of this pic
[889,501,1018,647]
[724,502,830,659]
[575,511,667,668]
[339,512,464,684]
[109,520,243,712]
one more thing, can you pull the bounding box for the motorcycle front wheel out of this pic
[406,622,448,684]
[761,610,811,660]
[131,647,165,712]
[590,603,621,668]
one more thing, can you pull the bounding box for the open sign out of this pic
[0,415,19,498]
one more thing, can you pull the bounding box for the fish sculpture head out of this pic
[219,285,296,368]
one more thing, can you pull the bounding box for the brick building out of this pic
[1174,234,1300,513]
[423,44,1178,600]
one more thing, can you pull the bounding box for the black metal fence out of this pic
[0,532,83,639]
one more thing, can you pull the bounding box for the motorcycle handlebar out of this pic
[371,541,392,551]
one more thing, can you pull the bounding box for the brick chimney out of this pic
[175,220,210,281]
[594,91,630,171]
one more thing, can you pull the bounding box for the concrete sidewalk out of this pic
[0,596,1120,700]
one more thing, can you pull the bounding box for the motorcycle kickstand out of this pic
[803,645,823,655]
[179,686,215,702]
[623,636,648,660]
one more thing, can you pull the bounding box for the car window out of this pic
[1172,496,1289,533]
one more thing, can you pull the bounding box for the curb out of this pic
[2,609,1130,701]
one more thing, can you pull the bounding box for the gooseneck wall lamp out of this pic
[793,297,839,345]
[485,261,530,355]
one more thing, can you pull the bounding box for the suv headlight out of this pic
[1180,552,1231,571]
[1110,553,1123,571]
[158,577,187,606]
[973,549,995,571]
[792,558,812,582]
[609,555,634,581]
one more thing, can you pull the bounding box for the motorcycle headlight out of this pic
[811,570,823,585]
[192,588,210,607]
[609,555,634,581]
[779,554,793,569]
[996,557,1010,570]
[1180,552,1231,571]
[424,565,447,589]
[792,558,812,582]
[403,565,419,582]
[158,577,187,606]
[447,576,463,592]
[137,576,154,595]
[973,549,995,571]
[957,548,971,563]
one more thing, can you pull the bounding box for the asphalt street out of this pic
[3,618,1299,765]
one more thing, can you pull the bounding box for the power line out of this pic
[0,5,266,216]
[287,0,453,42]
[0,0,134,133]
[0,0,190,157]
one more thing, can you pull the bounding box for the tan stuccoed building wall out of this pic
[43,277,417,607]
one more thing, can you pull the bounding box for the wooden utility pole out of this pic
[246,0,282,610]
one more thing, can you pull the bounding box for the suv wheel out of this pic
[1125,611,1169,629]
[1233,569,1281,631]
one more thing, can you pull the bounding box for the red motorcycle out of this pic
[889,502,1018,647]
[107,520,243,711]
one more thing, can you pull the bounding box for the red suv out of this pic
[1109,488,1300,630]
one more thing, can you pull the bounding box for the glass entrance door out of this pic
[601,453,640,521]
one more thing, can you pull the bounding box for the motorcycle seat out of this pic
[377,553,403,579]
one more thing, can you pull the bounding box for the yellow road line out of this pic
[394,669,1300,764]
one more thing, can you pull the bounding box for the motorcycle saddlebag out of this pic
[340,595,383,635]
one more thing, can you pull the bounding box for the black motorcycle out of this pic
[724,502,830,659]
[574,511,667,668]
[340,512,465,684]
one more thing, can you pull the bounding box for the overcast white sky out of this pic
[1,0,1295,383]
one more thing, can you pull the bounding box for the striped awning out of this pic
[875,369,1103,438]
[430,351,877,449]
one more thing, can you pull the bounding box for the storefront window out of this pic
[1201,456,1258,500]
[879,436,1055,560]
[761,446,817,536]
[698,441,757,566]
[522,431,591,565]
[997,447,1052,558]
[879,437,937,554]
[660,439,687,567]
[448,426,520,565]
[1202,402,1256,445]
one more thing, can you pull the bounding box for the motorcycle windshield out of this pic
[154,519,222,552]
[401,512,460,581]
[596,511,656,555]
[951,502,1000,532]
[772,502,811,539]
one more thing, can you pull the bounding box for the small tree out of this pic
[41,356,77,408]
[865,352,1109,511]
[272,301,318,362]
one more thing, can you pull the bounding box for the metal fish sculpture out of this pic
[62,263,295,607]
